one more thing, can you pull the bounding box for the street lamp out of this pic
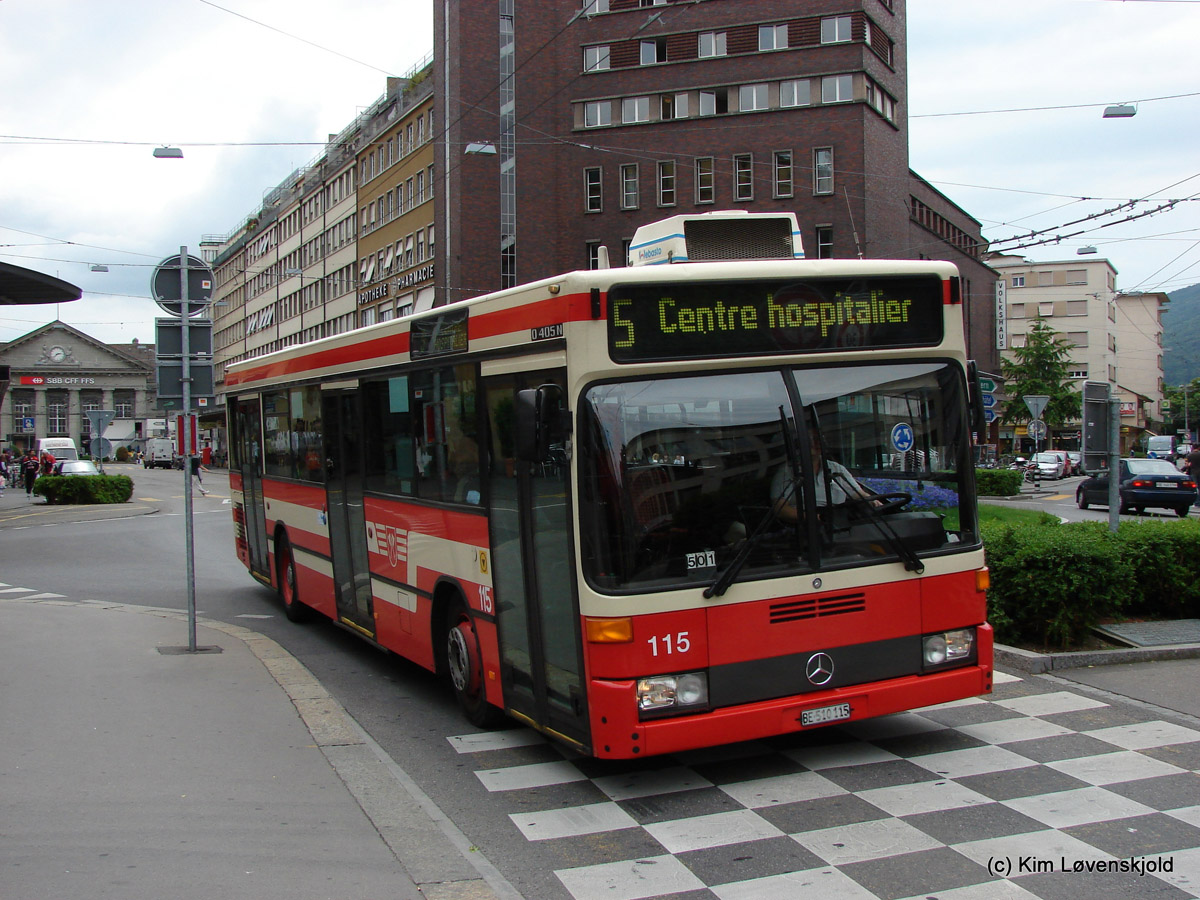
[153,146,184,159]
[1102,104,1136,119]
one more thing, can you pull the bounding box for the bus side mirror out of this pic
[515,384,567,462]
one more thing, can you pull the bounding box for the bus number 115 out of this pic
[648,632,691,656]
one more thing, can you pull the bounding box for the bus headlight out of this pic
[637,672,709,715]
[922,629,975,668]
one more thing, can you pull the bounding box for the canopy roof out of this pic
[0,262,82,305]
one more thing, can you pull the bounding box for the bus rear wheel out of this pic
[276,534,309,623]
[445,600,503,728]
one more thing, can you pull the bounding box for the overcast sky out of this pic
[2,0,1198,345]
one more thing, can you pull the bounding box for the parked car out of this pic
[1076,458,1197,517]
[1031,451,1065,480]
[1065,451,1082,475]
[56,460,100,477]
[1044,449,1072,476]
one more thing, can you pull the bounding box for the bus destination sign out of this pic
[608,276,945,362]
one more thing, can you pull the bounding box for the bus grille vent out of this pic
[684,217,794,261]
[770,593,866,623]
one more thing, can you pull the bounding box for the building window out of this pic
[1037,271,1054,287]
[1067,332,1089,348]
[115,399,134,418]
[1012,274,1025,287]
[698,89,726,116]
[821,15,852,44]
[622,96,650,124]
[584,100,612,127]
[813,147,833,194]
[587,241,603,270]
[759,23,788,51]
[698,31,726,58]
[780,79,810,108]
[1009,303,1025,319]
[1038,302,1054,317]
[821,75,853,104]
[661,92,689,119]
[584,45,610,71]
[48,401,68,434]
[1068,367,1089,379]
[816,226,833,259]
[739,83,768,112]
[583,0,608,13]
[695,157,715,204]
[585,167,603,212]
[773,150,793,198]
[657,160,676,206]
[1066,269,1088,285]
[733,154,753,201]
[620,164,639,209]
[866,79,896,122]
[640,38,666,65]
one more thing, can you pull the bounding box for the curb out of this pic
[6,596,516,900]
[995,640,1200,674]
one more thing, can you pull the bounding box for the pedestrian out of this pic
[0,452,8,494]
[189,454,210,495]
[21,450,40,499]
[40,450,56,476]
[1187,447,1200,508]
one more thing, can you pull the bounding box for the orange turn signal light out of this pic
[976,568,990,592]
[585,616,634,643]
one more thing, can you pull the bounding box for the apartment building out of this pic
[989,253,1168,452]
[210,0,1001,411]
[209,66,436,387]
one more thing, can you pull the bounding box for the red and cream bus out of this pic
[225,211,992,759]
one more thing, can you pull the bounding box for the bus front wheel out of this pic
[445,600,502,728]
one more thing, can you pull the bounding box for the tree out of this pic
[999,320,1078,426]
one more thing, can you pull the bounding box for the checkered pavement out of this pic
[449,669,1200,900]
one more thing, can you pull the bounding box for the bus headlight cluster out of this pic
[637,672,709,715]
[922,629,975,668]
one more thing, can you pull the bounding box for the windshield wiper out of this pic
[704,408,797,599]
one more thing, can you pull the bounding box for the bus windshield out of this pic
[579,361,977,592]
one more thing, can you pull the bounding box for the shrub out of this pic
[33,474,134,505]
[983,520,1131,649]
[116,446,130,462]
[1117,519,1200,618]
[975,468,1022,496]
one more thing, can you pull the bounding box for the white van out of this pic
[35,437,79,461]
[144,438,177,469]
[1146,435,1175,459]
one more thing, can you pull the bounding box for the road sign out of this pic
[94,437,114,459]
[151,253,214,317]
[1028,419,1048,441]
[979,377,998,393]
[85,409,116,433]
[981,393,997,409]
[21,416,34,430]
[1023,395,1050,421]
[984,409,997,424]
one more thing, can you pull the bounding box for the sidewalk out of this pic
[0,597,505,900]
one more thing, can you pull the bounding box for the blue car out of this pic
[1076,458,1197,517]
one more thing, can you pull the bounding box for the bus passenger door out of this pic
[485,370,589,751]
[322,389,374,636]
[234,398,269,578]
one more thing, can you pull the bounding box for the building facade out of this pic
[210,0,1000,406]
[989,253,1168,453]
[0,321,157,455]
[436,0,998,371]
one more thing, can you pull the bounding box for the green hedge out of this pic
[33,474,134,505]
[983,517,1200,649]
[975,468,1023,496]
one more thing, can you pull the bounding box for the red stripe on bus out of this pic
[226,332,411,387]
[469,292,594,340]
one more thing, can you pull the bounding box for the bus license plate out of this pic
[801,702,851,727]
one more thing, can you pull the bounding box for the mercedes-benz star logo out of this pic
[805,652,835,686]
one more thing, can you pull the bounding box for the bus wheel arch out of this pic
[275,528,309,623]
[438,584,503,727]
